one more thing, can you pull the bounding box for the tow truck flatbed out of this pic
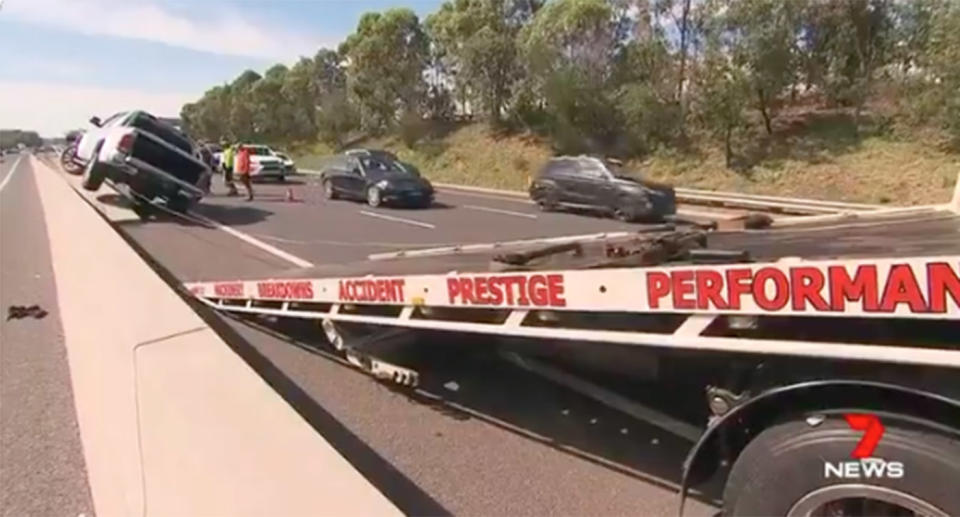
[184,187,960,516]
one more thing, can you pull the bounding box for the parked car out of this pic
[69,110,212,213]
[233,144,286,181]
[528,155,676,222]
[321,149,434,208]
[272,151,296,174]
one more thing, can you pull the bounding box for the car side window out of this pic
[577,160,610,181]
[544,160,575,178]
[348,157,362,174]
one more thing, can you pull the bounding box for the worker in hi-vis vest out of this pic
[221,142,238,196]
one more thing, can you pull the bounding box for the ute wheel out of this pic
[366,185,382,207]
[61,145,83,175]
[723,415,960,517]
[322,179,337,200]
[81,148,106,191]
[166,195,192,214]
[277,175,286,183]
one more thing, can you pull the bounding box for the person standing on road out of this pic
[222,142,238,196]
[235,144,254,201]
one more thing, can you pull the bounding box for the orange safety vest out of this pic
[236,147,251,175]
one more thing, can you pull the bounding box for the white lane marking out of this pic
[359,210,436,229]
[676,208,740,220]
[188,212,315,268]
[464,204,538,219]
[441,187,743,220]
[439,188,532,204]
[0,154,24,195]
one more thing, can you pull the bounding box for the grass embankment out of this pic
[291,112,959,205]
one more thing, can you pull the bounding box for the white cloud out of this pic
[3,0,332,60]
[0,80,193,137]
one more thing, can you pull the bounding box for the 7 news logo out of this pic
[824,414,905,479]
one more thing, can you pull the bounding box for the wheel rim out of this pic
[367,187,380,206]
[787,484,949,517]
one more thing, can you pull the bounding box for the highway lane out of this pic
[187,175,743,270]
[0,155,95,517]
[43,156,720,516]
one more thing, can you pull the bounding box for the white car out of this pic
[227,144,287,181]
[66,110,211,212]
[272,151,296,174]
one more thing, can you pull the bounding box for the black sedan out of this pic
[320,150,434,208]
[529,156,676,222]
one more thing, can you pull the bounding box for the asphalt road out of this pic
[29,158,724,516]
[0,154,95,517]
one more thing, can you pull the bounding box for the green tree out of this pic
[695,44,751,167]
[724,0,803,135]
[426,0,542,124]
[802,0,895,122]
[340,9,430,130]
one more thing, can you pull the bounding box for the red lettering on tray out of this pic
[338,279,405,303]
[879,264,927,312]
[256,280,315,300]
[928,262,960,313]
[644,262,951,315]
[214,282,244,297]
[447,274,566,307]
[828,265,879,311]
[791,267,829,311]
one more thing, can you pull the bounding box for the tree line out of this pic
[180,0,960,165]
[0,129,43,151]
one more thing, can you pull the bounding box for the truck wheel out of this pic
[722,415,960,517]
[366,186,382,207]
[81,151,106,191]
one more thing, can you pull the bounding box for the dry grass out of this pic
[292,115,959,205]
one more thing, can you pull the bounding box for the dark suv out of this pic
[528,156,676,222]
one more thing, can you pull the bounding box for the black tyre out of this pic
[166,195,193,214]
[322,179,337,200]
[366,185,382,207]
[81,148,106,191]
[613,199,635,222]
[534,189,558,212]
[723,415,960,517]
[277,175,286,183]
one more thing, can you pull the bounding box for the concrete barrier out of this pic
[31,157,401,517]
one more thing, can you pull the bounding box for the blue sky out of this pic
[0,0,444,136]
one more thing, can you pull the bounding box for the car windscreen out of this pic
[247,147,272,156]
[361,157,406,174]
